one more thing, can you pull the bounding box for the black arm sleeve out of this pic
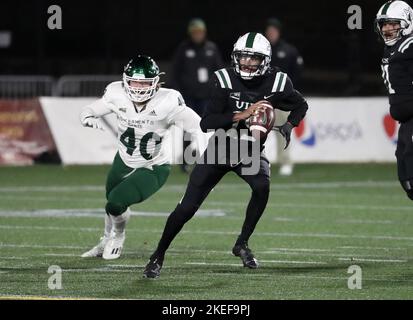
[200,77,234,132]
[269,76,308,127]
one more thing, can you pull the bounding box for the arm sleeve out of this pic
[79,95,114,124]
[269,76,308,127]
[199,76,234,132]
[169,105,201,133]
[167,94,209,155]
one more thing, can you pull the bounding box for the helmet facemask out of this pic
[122,55,162,103]
[375,1,413,47]
[375,18,405,46]
[231,32,272,80]
[232,51,270,80]
[123,74,160,103]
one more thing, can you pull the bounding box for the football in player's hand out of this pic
[248,100,275,140]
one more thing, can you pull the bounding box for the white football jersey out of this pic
[81,81,203,168]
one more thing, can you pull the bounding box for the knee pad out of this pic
[105,201,127,216]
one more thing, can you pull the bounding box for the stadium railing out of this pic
[55,75,119,97]
[0,75,55,98]
[0,75,120,98]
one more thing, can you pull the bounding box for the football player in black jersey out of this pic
[376,1,413,200]
[143,32,308,278]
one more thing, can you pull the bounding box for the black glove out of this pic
[274,122,294,149]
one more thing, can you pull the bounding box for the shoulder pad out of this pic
[157,88,185,108]
[104,81,123,96]
[271,72,288,93]
[398,37,413,53]
[214,68,233,89]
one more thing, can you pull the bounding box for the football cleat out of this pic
[232,242,259,269]
[81,236,109,258]
[102,232,125,260]
[143,255,164,279]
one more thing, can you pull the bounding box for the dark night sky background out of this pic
[0,0,410,95]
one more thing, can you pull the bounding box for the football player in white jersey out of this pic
[79,55,203,260]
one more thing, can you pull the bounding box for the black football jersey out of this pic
[382,36,413,121]
[200,67,308,133]
[198,67,308,164]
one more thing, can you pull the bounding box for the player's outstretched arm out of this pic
[167,100,209,155]
[80,98,113,130]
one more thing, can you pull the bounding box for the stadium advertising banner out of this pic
[0,99,57,165]
[40,97,119,165]
[289,97,397,163]
[37,97,397,165]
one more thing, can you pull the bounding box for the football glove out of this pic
[81,116,104,130]
[274,121,294,149]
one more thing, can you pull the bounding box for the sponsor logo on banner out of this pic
[295,119,363,147]
[383,114,398,144]
[294,120,316,146]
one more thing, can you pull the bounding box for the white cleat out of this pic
[81,236,109,258]
[102,233,125,260]
[279,164,293,176]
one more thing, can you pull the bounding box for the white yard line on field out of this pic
[0,208,411,228]
[260,259,327,265]
[0,209,225,218]
[0,181,399,193]
[205,201,413,212]
[0,243,88,249]
[0,186,104,192]
[43,253,79,257]
[337,257,408,263]
[338,246,409,251]
[1,225,413,242]
[186,260,326,266]
[0,294,101,300]
[177,229,413,241]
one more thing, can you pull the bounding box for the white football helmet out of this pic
[375,1,413,46]
[231,32,272,80]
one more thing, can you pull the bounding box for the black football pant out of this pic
[396,117,413,200]
[153,157,271,257]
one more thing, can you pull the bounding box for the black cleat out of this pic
[232,243,259,269]
[143,255,164,279]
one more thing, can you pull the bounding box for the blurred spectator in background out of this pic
[169,18,224,172]
[265,17,304,176]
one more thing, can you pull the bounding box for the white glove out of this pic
[82,116,104,130]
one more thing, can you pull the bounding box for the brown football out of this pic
[248,100,276,140]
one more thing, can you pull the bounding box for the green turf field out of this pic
[0,164,412,300]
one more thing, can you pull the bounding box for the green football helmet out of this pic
[123,55,161,103]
